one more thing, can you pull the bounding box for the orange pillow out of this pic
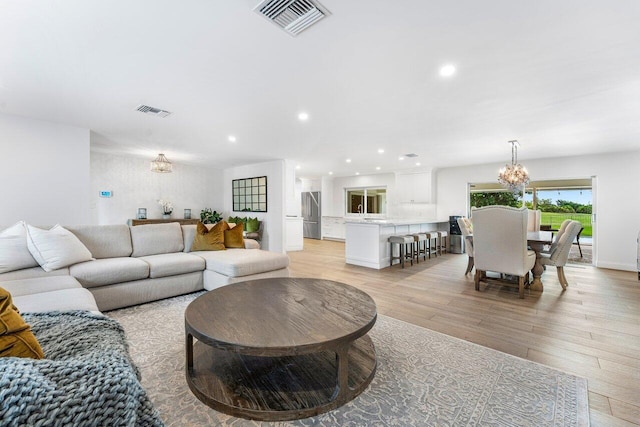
[191,221,229,251]
[224,222,244,248]
[0,287,44,359]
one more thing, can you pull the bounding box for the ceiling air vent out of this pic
[136,104,172,118]
[254,0,331,37]
[404,153,419,158]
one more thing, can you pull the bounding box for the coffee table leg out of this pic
[186,332,194,371]
[331,344,351,403]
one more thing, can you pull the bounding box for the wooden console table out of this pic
[129,219,200,226]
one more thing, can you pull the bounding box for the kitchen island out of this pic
[345,219,449,269]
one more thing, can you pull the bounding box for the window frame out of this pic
[344,186,387,217]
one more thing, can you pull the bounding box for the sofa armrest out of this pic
[244,239,260,249]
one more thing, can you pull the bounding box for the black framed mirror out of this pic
[232,176,267,212]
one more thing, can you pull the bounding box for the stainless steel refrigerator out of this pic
[302,191,321,239]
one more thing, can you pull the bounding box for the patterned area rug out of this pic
[108,293,589,427]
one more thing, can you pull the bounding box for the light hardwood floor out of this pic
[288,239,640,426]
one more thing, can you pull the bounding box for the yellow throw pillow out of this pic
[224,222,244,248]
[191,221,228,251]
[0,287,44,359]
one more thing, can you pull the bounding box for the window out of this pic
[346,187,386,215]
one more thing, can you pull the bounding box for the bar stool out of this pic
[425,232,438,258]
[388,235,414,268]
[408,233,428,263]
[437,231,449,255]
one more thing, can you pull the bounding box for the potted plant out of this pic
[200,208,222,224]
[158,200,173,219]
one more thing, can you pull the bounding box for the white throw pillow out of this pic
[26,224,94,272]
[0,221,39,273]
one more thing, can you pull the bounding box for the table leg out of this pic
[529,242,544,292]
[331,344,351,404]
[186,332,194,371]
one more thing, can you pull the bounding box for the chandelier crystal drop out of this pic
[498,140,529,192]
[150,153,172,173]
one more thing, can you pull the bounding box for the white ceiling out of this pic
[1,0,639,178]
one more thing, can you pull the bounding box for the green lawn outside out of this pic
[540,212,592,237]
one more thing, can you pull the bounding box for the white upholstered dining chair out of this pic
[472,206,536,298]
[543,219,572,255]
[540,220,583,289]
[527,209,541,232]
[457,217,474,275]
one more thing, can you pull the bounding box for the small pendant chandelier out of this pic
[498,140,529,192]
[150,153,172,173]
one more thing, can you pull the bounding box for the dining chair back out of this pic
[527,209,541,232]
[546,219,572,254]
[457,217,474,275]
[472,206,536,298]
[540,220,583,289]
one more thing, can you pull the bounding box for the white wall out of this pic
[436,150,640,271]
[223,160,285,253]
[90,152,223,225]
[0,113,90,225]
[284,160,301,217]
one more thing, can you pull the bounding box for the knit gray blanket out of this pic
[0,311,164,427]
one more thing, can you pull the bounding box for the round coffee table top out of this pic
[185,277,377,356]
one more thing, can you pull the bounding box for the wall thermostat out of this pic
[99,190,113,198]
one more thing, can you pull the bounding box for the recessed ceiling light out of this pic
[346,158,351,163]
[376,166,381,170]
[440,64,456,77]
[355,172,360,175]
[228,135,237,142]
[298,112,309,121]
[415,162,421,166]
[328,171,333,175]
[378,149,384,154]
[398,156,405,161]
[295,165,301,170]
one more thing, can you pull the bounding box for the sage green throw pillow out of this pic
[246,217,259,232]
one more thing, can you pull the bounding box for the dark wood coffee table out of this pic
[184,277,377,421]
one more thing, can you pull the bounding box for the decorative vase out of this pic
[162,214,171,219]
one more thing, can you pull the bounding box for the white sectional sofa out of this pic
[0,222,290,312]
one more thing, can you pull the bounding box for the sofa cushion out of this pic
[69,258,150,288]
[0,287,44,359]
[66,225,133,259]
[182,225,197,252]
[192,221,228,252]
[0,222,38,274]
[193,249,289,278]
[13,288,100,313]
[25,224,94,272]
[130,223,184,257]
[138,253,205,279]
[224,222,244,248]
[0,275,82,297]
[0,266,69,282]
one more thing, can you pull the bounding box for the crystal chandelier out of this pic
[498,140,529,192]
[150,153,172,173]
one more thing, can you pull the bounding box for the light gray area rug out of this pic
[108,292,589,427]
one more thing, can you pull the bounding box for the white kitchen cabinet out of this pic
[321,216,346,240]
[285,217,303,251]
[396,172,432,203]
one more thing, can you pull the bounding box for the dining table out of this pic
[527,230,554,291]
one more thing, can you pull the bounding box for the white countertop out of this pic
[344,218,448,225]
